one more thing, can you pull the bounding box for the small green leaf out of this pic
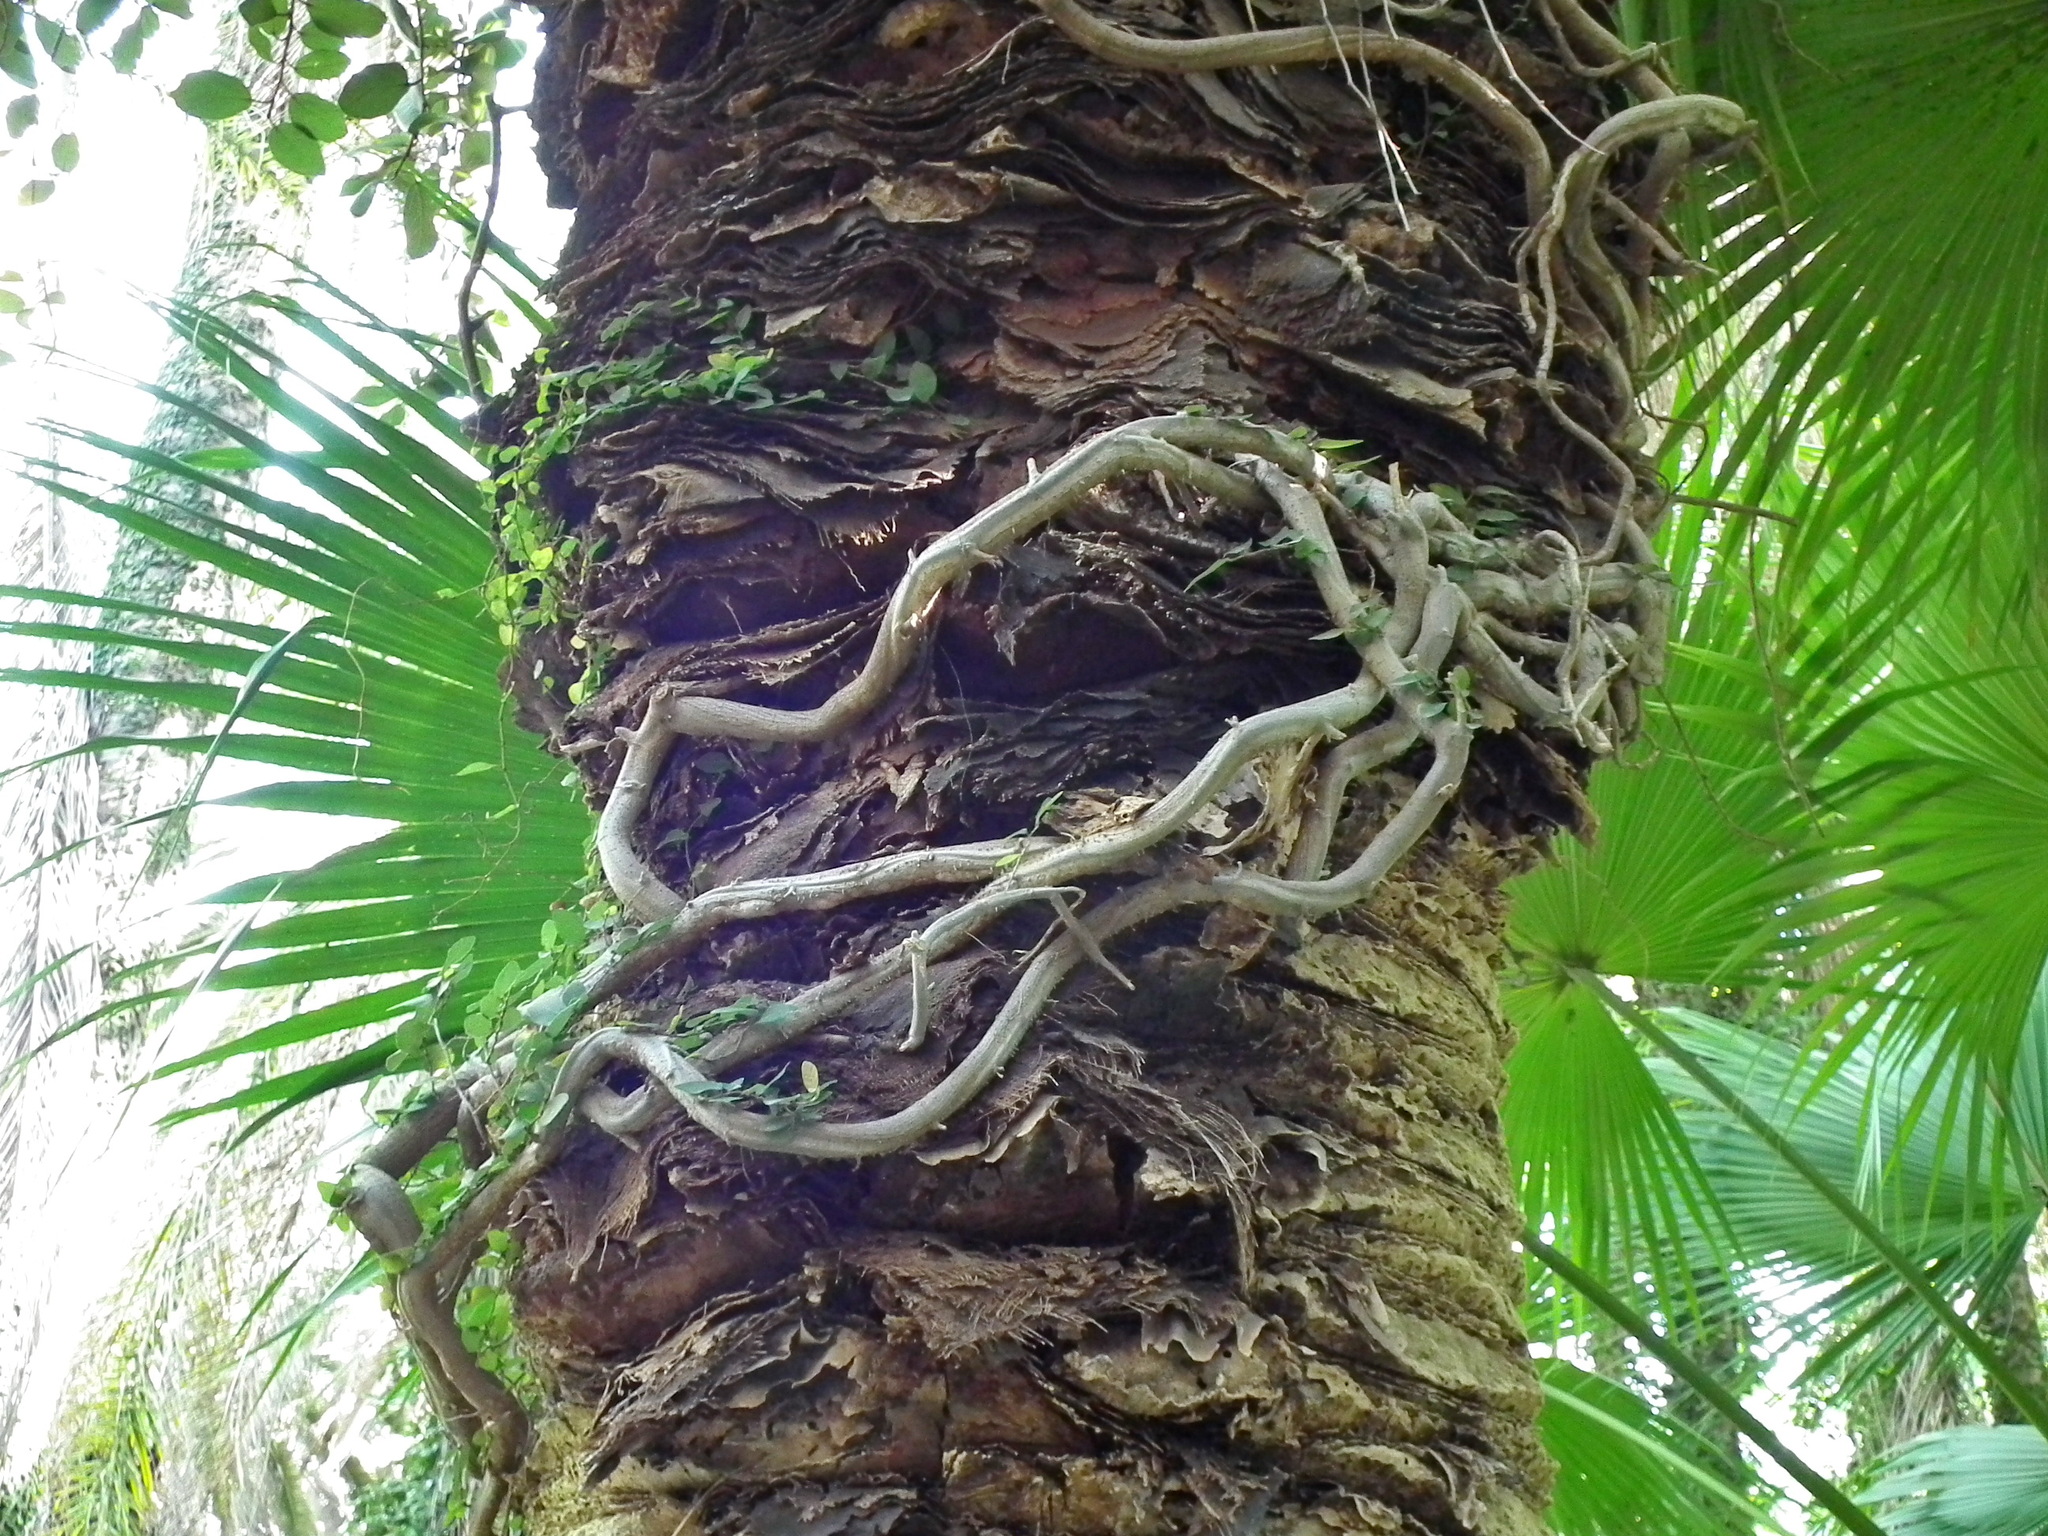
[4,93,33,138]
[267,120,325,176]
[50,30,82,70]
[455,761,494,776]
[18,178,53,205]
[335,59,404,117]
[306,0,382,36]
[401,175,435,258]
[293,47,346,79]
[50,131,76,170]
[148,0,191,16]
[481,30,524,68]
[905,360,938,403]
[170,68,252,120]
[180,445,265,472]
[458,126,490,171]
[77,0,123,36]
[286,90,346,141]
[236,0,281,22]
[0,44,33,89]
[108,8,154,72]
[0,289,24,314]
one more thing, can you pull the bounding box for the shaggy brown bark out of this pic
[426,3,1734,1532]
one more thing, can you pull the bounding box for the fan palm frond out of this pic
[1541,1359,1789,1536]
[0,293,591,1120]
[1865,1424,2048,1536]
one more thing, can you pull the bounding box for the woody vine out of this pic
[330,3,1750,1532]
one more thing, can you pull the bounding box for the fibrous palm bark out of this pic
[361,3,1744,1532]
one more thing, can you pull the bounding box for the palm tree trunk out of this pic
[1982,1251,2048,1427]
[486,3,1729,1530]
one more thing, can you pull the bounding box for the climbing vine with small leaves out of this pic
[486,296,788,699]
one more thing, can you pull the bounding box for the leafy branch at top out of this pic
[5,0,521,260]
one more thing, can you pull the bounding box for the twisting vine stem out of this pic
[339,411,1660,1523]
[333,2,1743,1524]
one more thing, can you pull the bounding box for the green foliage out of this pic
[265,120,325,177]
[1644,1005,2040,1406]
[348,1380,461,1536]
[487,296,784,696]
[0,1478,43,1536]
[42,1316,161,1536]
[1866,1425,2048,1536]
[2,0,521,251]
[1508,15,2048,1510]
[2,288,591,1124]
[336,61,407,119]
[169,67,250,120]
[1540,1361,1787,1536]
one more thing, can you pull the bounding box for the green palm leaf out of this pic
[1824,586,2048,1076]
[1541,1360,1789,1536]
[2,294,591,1116]
[1653,0,2048,591]
[1865,1425,2048,1536]
[1647,1009,2035,1301]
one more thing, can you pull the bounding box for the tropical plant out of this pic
[13,1,2048,1535]
[2,0,522,267]
[1,283,588,1114]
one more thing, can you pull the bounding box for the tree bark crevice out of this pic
[364,1,1744,1530]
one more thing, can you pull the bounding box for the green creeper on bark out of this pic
[346,3,1750,1532]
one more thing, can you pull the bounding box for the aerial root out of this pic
[1529,94,1753,387]
[568,412,1646,1128]
[1022,0,1744,614]
[340,404,1656,1535]
[1029,0,1553,220]
[337,4,1729,1497]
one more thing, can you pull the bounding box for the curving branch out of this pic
[1028,0,1555,221]
[1531,93,1751,381]
[347,397,1679,1533]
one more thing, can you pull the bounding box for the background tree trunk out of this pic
[501,3,1685,1531]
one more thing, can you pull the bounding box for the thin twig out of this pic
[1669,491,1795,525]
[456,99,506,406]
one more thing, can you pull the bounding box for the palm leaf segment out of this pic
[1,294,590,1122]
[1511,5,2048,1522]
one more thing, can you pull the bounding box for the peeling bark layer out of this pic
[498,2,1675,1532]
